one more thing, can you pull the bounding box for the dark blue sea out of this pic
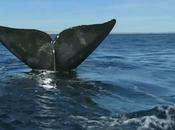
[0,34,175,130]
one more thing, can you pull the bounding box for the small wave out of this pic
[121,106,175,130]
[133,85,174,105]
[0,66,5,71]
[70,105,175,130]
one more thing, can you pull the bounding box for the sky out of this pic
[0,0,175,33]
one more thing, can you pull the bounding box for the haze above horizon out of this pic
[0,0,174,33]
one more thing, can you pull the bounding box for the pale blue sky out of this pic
[0,0,175,33]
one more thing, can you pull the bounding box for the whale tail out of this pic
[0,19,116,71]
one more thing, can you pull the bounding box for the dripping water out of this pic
[51,35,59,71]
[52,41,56,71]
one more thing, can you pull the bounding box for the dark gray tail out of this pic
[55,19,116,70]
[0,19,116,71]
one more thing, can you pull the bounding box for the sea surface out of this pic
[0,34,175,130]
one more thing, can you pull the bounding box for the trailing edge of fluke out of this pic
[0,19,116,71]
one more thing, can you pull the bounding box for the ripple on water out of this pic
[1,34,175,130]
[69,105,175,130]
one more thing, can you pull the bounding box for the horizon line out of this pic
[111,32,175,35]
[47,31,175,35]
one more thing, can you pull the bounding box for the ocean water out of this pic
[0,34,175,130]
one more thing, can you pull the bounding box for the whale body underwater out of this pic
[0,19,116,71]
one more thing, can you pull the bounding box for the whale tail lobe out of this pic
[0,19,116,71]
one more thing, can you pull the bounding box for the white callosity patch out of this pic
[79,37,87,46]
[77,30,87,46]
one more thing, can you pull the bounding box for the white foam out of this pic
[69,106,175,130]
[123,106,175,130]
[37,73,57,90]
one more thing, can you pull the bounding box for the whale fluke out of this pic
[0,19,116,71]
[0,26,53,70]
